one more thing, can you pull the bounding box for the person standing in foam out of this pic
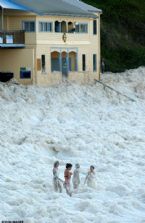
[64,163,73,196]
[84,165,96,188]
[53,161,63,193]
[72,163,80,190]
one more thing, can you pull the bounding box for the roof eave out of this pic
[88,10,102,14]
[40,12,97,18]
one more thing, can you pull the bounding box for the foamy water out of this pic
[0,67,145,223]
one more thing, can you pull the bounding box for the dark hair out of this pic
[66,163,72,169]
[90,165,95,169]
[54,161,59,168]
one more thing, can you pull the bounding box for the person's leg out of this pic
[58,181,62,193]
[66,183,72,196]
[73,182,77,190]
[53,179,58,192]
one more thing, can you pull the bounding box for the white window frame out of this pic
[39,21,53,32]
[22,21,36,32]
[75,23,88,33]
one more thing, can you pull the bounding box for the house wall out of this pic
[0,11,101,85]
[4,13,37,45]
[35,15,100,85]
[0,48,35,84]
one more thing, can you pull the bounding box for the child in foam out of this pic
[53,161,63,193]
[64,163,73,196]
[84,165,96,188]
[72,163,80,190]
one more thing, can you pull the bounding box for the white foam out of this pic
[0,67,145,222]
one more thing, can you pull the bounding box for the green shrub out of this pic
[83,0,145,72]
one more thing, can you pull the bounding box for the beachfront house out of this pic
[0,0,102,85]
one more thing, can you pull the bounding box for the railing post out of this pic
[1,7,4,30]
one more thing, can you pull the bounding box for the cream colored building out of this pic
[0,0,102,85]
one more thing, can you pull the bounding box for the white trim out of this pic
[51,47,77,53]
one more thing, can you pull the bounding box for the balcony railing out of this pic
[0,30,25,48]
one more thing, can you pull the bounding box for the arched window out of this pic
[61,21,67,33]
[61,51,68,76]
[69,51,77,71]
[55,21,61,32]
[51,51,61,72]
[68,22,74,33]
